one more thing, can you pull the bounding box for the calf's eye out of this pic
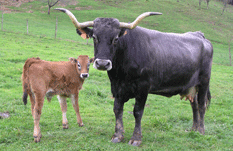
[77,62,81,70]
[87,63,90,70]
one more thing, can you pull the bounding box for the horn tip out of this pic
[150,12,162,15]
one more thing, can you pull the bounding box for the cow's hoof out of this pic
[198,127,205,135]
[111,137,123,143]
[63,124,69,129]
[192,124,198,131]
[111,135,124,143]
[128,139,142,146]
[78,123,84,127]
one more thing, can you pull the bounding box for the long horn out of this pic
[54,8,94,29]
[119,12,162,29]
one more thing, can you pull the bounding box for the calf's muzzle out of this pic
[80,73,89,79]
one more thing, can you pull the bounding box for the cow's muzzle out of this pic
[93,59,112,71]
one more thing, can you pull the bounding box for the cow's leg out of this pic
[197,84,208,135]
[71,94,83,127]
[190,95,199,131]
[33,92,45,142]
[128,93,148,146]
[57,95,68,129]
[111,97,127,143]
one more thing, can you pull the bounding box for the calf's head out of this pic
[69,55,94,79]
[55,8,162,71]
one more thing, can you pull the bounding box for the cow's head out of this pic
[56,8,162,71]
[69,55,94,79]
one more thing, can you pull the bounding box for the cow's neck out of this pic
[109,36,140,81]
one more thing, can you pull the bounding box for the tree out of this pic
[40,0,76,15]
[47,0,60,15]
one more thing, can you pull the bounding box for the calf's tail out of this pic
[21,57,41,105]
[23,90,28,105]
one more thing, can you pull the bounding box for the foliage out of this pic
[0,0,233,150]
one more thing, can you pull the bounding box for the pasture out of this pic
[0,0,233,150]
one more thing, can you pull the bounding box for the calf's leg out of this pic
[58,95,68,129]
[29,92,35,118]
[71,94,83,127]
[33,93,45,142]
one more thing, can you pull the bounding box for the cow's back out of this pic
[115,27,213,96]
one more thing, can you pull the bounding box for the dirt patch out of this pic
[0,0,35,13]
[0,0,34,7]
[0,0,79,13]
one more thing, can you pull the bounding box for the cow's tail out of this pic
[206,86,211,109]
[22,57,41,105]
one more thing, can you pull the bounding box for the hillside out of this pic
[1,0,232,65]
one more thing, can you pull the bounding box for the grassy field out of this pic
[0,0,233,150]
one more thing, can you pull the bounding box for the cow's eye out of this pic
[93,34,98,43]
[77,62,81,70]
[112,36,119,45]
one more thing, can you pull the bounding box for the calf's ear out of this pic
[76,28,93,39]
[69,57,77,64]
[89,57,94,63]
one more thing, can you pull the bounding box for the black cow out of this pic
[55,8,213,146]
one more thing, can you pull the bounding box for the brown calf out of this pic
[22,55,93,142]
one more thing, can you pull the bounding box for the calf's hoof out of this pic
[128,139,142,146]
[78,122,84,127]
[34,134,42,143]
[63,124,69,129]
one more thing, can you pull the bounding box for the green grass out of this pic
[0,0,233,150]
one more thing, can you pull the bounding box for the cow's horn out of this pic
[54,8,94,29]
[119,12,162,29]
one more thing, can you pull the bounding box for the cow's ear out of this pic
[89,57,94,63]
[76,28,93,39]
[69,57,77,64]
[119,28,127,37]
